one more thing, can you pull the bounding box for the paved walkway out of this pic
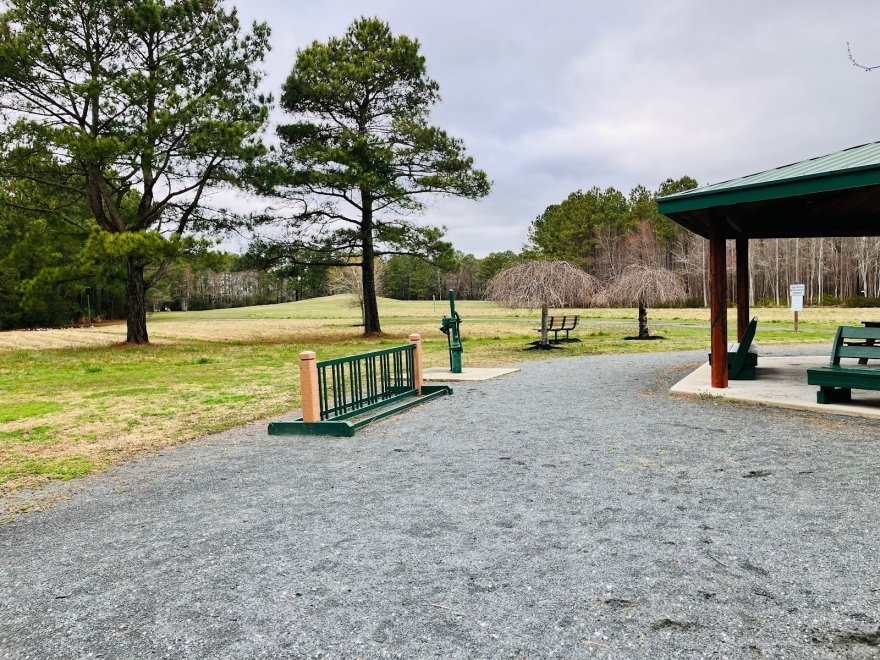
[673,355,880,420]
[2,351,880,658]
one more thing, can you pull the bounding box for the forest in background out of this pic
[6,171,880,331]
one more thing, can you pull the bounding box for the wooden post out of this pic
[409,333,423,395]
[736,237,749,342]
[709,226,728,388]
[299,350,320,423]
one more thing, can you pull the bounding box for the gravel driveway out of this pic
[2,350,879,658]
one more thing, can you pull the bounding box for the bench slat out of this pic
[731,317,758,378]
[833,326,880,340]
[808,365,880,391]
[837,345,880,359]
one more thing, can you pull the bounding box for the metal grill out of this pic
[316,344,416,420]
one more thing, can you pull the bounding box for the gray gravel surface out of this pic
[2,349,880,659]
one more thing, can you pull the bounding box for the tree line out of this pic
[527,180,880,308]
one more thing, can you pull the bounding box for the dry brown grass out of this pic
[0,327,131,351]
[3,296,873,352]
[0,317,549,351]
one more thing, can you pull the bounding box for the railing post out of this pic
[299,350,321,422]
[409,333,423,395]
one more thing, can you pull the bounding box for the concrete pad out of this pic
[423,366,519,382]
[670,355,880,419]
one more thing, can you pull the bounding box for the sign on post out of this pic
[790,284,805,332]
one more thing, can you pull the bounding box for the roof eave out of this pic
[657,166,880,216]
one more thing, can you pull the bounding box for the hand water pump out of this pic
[439,289,463,373]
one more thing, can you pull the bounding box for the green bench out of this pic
[533,315,580,343]
[708,316,758,380]
[807,326,880,404]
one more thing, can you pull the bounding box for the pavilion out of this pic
[657,142,880,388]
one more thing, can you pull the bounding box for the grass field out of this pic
[0,294,874,499]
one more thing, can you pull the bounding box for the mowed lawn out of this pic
[0,294,873,499]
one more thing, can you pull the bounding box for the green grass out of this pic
[0,425,57,444]
[0,401,63,424]
[0,456,93,485]
[0,294,866,496]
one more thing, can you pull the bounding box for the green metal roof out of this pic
[657,142,880,239]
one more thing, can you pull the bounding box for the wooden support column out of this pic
[736,237,749,342]
[299,351,321,423]
[409,333,423,395]
[709,225,728,388]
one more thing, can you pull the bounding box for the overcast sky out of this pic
[231,0,880,257]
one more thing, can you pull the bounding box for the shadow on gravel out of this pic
[836,628,880,647]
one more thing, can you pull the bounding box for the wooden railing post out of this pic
[299,350,321,422]
[409,333,423,395]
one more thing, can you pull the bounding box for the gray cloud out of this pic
[233,0,880,256]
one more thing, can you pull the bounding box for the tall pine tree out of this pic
[258,17,490,335]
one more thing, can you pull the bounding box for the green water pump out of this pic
[439,289,463,373]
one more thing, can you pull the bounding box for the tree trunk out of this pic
[126,256,149,344]
[360,189,381,335]
[540,304,549,346]
[638,298,649,339]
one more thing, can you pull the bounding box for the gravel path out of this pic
[2,349,880,659]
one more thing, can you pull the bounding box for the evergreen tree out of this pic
[256,17,490,334]
[0,0,270,342]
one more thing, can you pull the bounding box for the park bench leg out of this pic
[817,386,852,404]
[860,337,877,364]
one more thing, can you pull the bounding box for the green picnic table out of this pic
[807,325,880,404]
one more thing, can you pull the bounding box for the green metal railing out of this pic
[316,344,416,420]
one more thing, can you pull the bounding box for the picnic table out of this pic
[808,325,880,404]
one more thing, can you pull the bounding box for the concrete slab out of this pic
[423,366,519,382]
[670,355,880,419]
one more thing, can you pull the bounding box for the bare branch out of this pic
[485,261,600,309]
[847,42,880,71]
[602,264,686,306]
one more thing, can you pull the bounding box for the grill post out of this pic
[409,333,423,395]
[299,350,321,422]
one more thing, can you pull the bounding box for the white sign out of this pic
[791,295,803,312]
[790,283,805,297]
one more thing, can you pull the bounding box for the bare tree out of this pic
[328,258,387,327]
[485,261,600,349]
[604,264,686,339]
